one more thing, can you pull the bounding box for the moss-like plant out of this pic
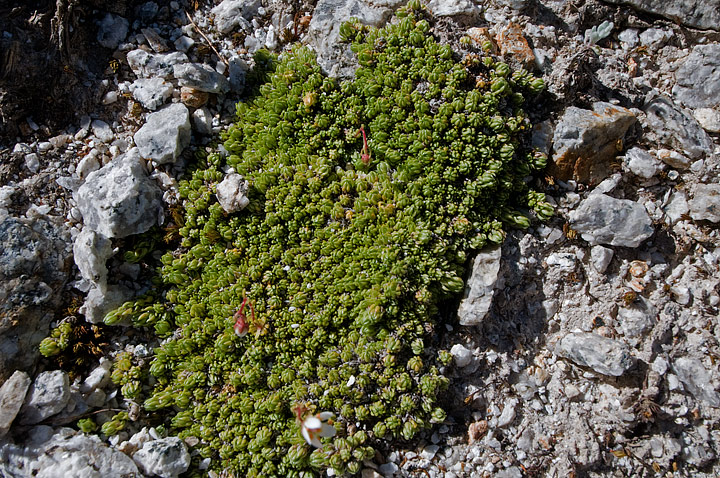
[101,4,551,477]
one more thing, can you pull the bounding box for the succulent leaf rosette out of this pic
[100,4,551,477]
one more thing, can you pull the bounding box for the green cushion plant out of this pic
[98,3,551,476]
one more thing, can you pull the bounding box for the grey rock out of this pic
[603,0,720,31]
[569,194,654,248]
[133,437,191,478]
[643,95,714,161]
[426,0,480,19]
[657,148,691,170]
[135,2,159,23]
[126,49,188,79]
[457,246,501,326]
[130,77,173,111]
[0,215,72,381]
[80,359,112,393]
[617,296,656,338]
[624,147,662,179]
[134,103,191,164]
[81,284,135,325]
[173,63,230,94]
[228,56,248,93]
[216,173,250,213]
[97,13,129,50]
[307,0,393,78]
[140,27,169,53]
[75,148,163,238]
[19,371,70,425]
[0,426,139,477]
[590,245,614,273]
[211,0,262,34]
[174,36,195,53]
[672,357,720,406]
[24,153,40,173]
[550,102,636,183]
[0,371,31,437]
[555,332,636,376]
[73,227,113,288]
[192,107,213,136]
[689,183,720,222]
[674,44,720,110]
[450,344,473,368]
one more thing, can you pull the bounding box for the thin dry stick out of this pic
[184,10,229,67]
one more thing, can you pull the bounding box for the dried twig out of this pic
[184,10,229,67]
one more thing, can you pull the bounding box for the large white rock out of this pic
[19,370,71,425]
[134,103,191,164]
[133,437,191,478]
[569,193,654,247]
[0,426,139,477]
[457,246,501,326]
[75,148,163,238]
[0,371,31,437]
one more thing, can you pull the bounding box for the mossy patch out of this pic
[101,5,551,477]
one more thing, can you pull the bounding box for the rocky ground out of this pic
[1,0,719,477]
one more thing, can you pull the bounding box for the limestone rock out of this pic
[0,371,31,437]
[426,0,479,19]
[689,183,720,223]
[457,246,502,326]
[134,103,191,164]
[673,44,720,109]
[211,0,262,34]
[73,227,113,288]
[126,49,188,78]
[97,13,129,50]
[624,147,662,179]
[673,357,720,406]
[19,371,71,425]
[173,63,230,94]
[495,22,536,69]
[130,77,173,111]
[216,173,250,213]
[643,95,714,161]
[550,102,636,184]
[132,437,191,478]
[81,284,135,325]
[0,426,139,477]
[75,148,163,238]
[555,332,636,376]
[603,0,720,31]
[569,194,654,247]
[0,215,72,382]
[450,344,473,368]
[307,0,393,78]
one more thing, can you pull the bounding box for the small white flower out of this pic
[301,412,336,448]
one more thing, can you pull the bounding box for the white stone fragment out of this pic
[97,13,129,49]
[24,153,40,173]
[19,370,71,425]
[457,246,501,326]
[132,437,191,478]
[590,245,614,273]
[191,107,213,136]
[672,357,720,406]
[693,108,720,133]
[91,120,114,143]
[216,172,250,213]
[689,183,720,222]
[0,371,32,437]
[73,226,113,287]
[130,77,173,111]
[211,0,262,34]
[450,344,473,368]
[624,147,662,179]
